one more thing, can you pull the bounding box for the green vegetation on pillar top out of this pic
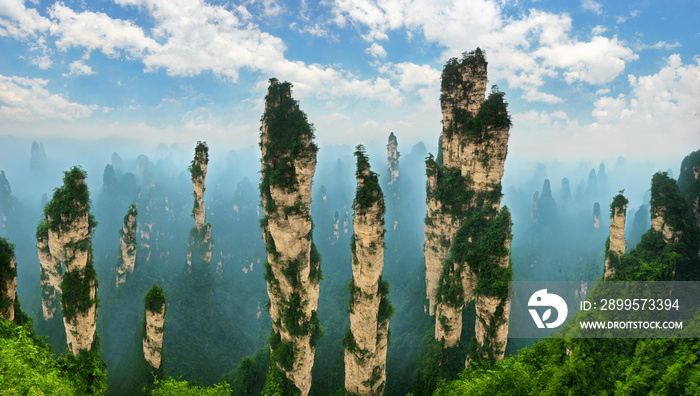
[144,285,166,314]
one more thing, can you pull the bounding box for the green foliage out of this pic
[268,331,295,371]
[440,48,487,107]
[651,172,690,235]
[353,145,386,218]
[150,378,231,396]
[610,192,629,217]
[144,285,166,314]
[377,278,394,324]
[259,78,317,197]
[309,241,323,283]
[464,87,512,139]
[0,237,17,317]
[188,141,210,181]
[425,164,475,219]
[0,320,79,395]
[57,341,108,395]
[262,364,301,396]
[43,166,97,234]
[60,259,99,323]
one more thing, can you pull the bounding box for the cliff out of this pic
[143,285,166,370]
[41,167,99,355]
[604,193,628,279]
[0,237,17,321]
[37,226,61,320]
[425,49,513,362]
[187,142,213,267]
[344,146,392,395]
[260,78,322,396]
[116,204,137,287]
[678,150,700,256]
[651,172,685,244]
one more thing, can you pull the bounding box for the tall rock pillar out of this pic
[187,142,213,267]
[604,193,627,279]
[260,79,322,396]
[41,167,99,354]
[424,49,513,362]
[116,204,137,286]
[0,237,17,321]
[344,146,393,395]
[143,285,166,370]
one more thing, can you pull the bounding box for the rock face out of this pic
[651,172,684,244]
[116,204,138,287]
[425,49,513,362]
[604,194,627,279]
[260,79,321,396]
[187,142,213,267]
[143,285,166,370]
[41,167,99,355]
[593,202,601,229]
[37,229,61,320]
[678,150,700,256]
[0,237,17,321]
[387,132,400,189]
[344,146,392,395]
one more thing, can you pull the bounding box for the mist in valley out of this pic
[0,133,686,395]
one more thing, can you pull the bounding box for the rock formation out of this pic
[0,171,12,233]
[604,193,627,279]
[593,202,601,229]
[560,177,571,201]
[260,79,322,395]
[651,172,684,244]
[40,167,99,354]
[30,141,48,175]
[143,285,166,370]
[344,146,392,395]
[116,204,138,287]
[0,237,17,321]
[37,225,61,320]
[187,142,213,267]
[424,49,513,362]
[333,210,340,244]
[387,132,400,189]
[678,150,700,256]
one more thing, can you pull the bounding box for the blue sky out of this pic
[0,0,698,161]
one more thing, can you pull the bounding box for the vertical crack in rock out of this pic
[116,204,138,287]
[41,167,99,355]
[424,49,513,363]
[143,285,166,370]
[187,142,213,267]
[0,237,17,321]
[604,193,628,279]
[260,78,321,396]
[344,146,393,395]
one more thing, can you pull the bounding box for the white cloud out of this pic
[0,0,50,38]
[378,62,440,90]
[63,60,95,76]
[581,0,602,15]
[0,74,95,121]
[591,25,607,35]
[366,42,387,58]
[635,40,682,51]
[510,55,700,161]
[328,1,638,102]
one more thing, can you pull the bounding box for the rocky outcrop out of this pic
[333,211,340,244]
[425,49,513,362]
[593,202,601,229]
[387,132,400,189]
[187,142,213,267]
[41,167,99,355]
[651,172,684,244]
[260,79,321,396]
[143,285,166,370]
[116,204,137,287]
[0,171,12,234]
[678,150,700,256]
[604,194,627,279]
[0,237,17,321]
[344,146,392,395]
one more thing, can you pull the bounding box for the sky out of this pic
[0,0,698,162]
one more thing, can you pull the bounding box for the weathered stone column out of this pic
[116,204,137,287]
[143,285,166,370]
[187,142,213,267]
[344,146,392,395]
[604,193,627,279]
[0,237,17,321]
[260,79,321,396]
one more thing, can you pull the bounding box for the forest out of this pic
[0,52,699,396]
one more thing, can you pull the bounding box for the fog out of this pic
[0,132,687,394]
